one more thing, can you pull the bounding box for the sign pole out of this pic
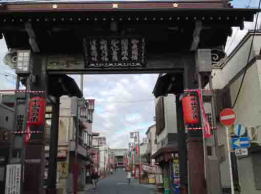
[225,126,234,194]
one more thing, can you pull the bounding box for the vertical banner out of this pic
[197,90,212,138]
[5,164,22,194]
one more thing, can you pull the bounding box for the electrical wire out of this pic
[232,0,261,108]
[0,72,16,78]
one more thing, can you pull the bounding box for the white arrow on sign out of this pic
[234,139,240,147]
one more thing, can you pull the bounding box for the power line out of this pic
[232,0,261,108]
[0,72,16,78]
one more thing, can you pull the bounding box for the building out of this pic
[146,124,157,165]
[143,124,162,185]
[152,94,179,194]
[92,135,113,176]
[211,31,261,194]
[110,148,128,168]
[45,96,95,194]
[99,144,110,177]
[0,103,14,193]
[140,139,148,163]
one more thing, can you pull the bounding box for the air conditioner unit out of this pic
[247,126,261,145]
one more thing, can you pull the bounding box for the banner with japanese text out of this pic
[83,37,145,68]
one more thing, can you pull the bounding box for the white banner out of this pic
[5,164,21,194]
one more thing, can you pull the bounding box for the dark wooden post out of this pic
[46,97,60,194]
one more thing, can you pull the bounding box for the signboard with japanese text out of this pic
[83,37,145,69]
[235,148,248,157]
[5,164,21,194]
[57,161,69,178]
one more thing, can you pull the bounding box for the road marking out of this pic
[117,182,128,185]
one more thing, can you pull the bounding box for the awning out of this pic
[48,74,82,98]
[151,145,178,160]
[153,73,183,98]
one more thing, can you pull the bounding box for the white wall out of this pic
[99,145,110,172]
[230,62,261,127]
[212,32,261,193]
[140,143,148,156]
[0,104,13,130]
[157,94,177,148]
[150,125,157,156]
[59,117,74,144]
[212,33,261,90]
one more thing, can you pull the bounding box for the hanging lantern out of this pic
[182,95,200,124]
[28,97,46,126]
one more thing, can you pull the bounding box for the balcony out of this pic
[69,140,88,158]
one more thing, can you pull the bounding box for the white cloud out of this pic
[80,74,157,148]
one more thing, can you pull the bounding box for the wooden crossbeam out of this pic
[25,22,40,52]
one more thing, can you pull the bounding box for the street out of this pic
[85,169,157,194]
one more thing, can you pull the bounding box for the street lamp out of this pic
[130,131,142,184]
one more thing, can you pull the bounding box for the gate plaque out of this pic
[83,37,145,68]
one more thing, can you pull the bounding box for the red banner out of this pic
[196,90,212,138]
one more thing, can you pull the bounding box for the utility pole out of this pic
[137,131,141,183]
[130,131,141,183]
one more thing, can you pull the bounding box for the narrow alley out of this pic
[84,169,157,194]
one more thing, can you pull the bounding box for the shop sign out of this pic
[5,164,21,194]
[83,37,145,68]
[57,162,69,178]
[173,158,181,190]
[57,150,67,158]
[142,164,156,173]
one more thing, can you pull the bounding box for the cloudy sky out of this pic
[0,0,260,148]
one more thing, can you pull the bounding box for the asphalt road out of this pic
[86,169,157,194]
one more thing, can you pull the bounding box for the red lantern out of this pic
[182,95,200,124]
[28,97,46,126]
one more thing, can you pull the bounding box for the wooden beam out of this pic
[25,22,40,52]
[190,21,202,51]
